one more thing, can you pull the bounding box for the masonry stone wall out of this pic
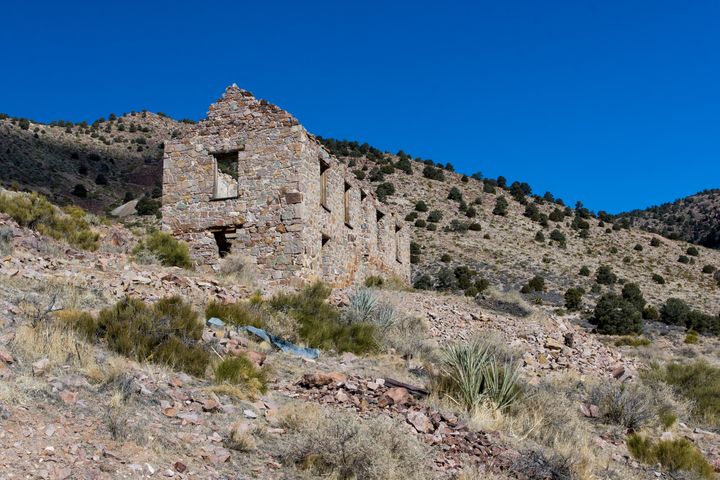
[162,85,410,288]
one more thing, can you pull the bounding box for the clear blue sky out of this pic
[2,1,719,213]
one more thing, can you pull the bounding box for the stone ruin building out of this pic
[161,85,410,288]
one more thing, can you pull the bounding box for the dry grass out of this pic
[278,403,432,480]
[218,252,259,287]
[13,322,96,371]
[503,377,599,480]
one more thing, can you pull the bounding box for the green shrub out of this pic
[522,275,545,293]
[549,229,566,245]
[483,181,496,194]
[364,275,384,288]
[136,196,161,216]
[413,274,433,290]
[427,210,443,223]
[474,278,490,292]
[440,253,451,262]
[426,223,437,231]
[414,219,426,228]
[469,222,482,231]
[133,231,191,268]
[660,298,690,326]
[414,200,428,212]
[422,165,445,181]
[678,255,690,264]
[595,265,617,285]
[701,265,716,274]
[633,243,643,251]
[404,212,418,221]
[72,184,87,197]
[447,186,463,202]
[92,296,209,376]
[269,282,377,354]
[534,231,545,242]
[205,300,264,328]
[215,356,268,393]
[579,265,590,276]
[642,305,660,320]
[652,273,666,285]
[645,361,720,428]
[627,434,713,479]
[614,336,651,347]
[621,283,646,312]
[434,339,522,412]
[375,182,395,202]
[684,330,699,344]
[591,294,642,335]
[564,287,585,311]
[650,237,661,247]
[492,197,508,216]
[0,193,99,251]
[686,246,699,257]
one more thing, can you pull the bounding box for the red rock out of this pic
[407,411,433,433]
[381,387,409,406]
[611,365,625,379]
[173,461,187,473]
[302,372,346,387]
[202,399,221,412]
[0,349,13,364]
[58,390,78,405]
[162,407,178,417]
[580,403,599,418]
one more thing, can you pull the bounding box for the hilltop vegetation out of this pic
[616,189,720,249]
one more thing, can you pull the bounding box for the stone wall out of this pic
[162,85,410,288]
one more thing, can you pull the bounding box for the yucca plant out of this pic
[344,288,378,324]
[436,339,522,412]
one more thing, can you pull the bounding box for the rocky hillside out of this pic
[0,112,191,213]
[616,189,720,249]
[319,140,720,317]
[1,109,719,317]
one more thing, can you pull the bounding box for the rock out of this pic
[544,338,564,350]
[301,372,346,387]
[563,332,575,348]
[243,409,257,419]
[32,358,50,376]
[611,365,626,379]
[384,387,409,406]
[58,390,78,405]
[580,403,599,418]
[202,399,221,412]
[407,411,433,433]
[0,349,13,364]
[173,461,187,473]
[336,390,350,402]
[207,317,226,330]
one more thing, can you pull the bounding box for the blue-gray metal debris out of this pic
[207,317,226,329]
[243,325,320,360]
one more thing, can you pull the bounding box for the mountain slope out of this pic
[616,189,720,249]
[1,111,718,316]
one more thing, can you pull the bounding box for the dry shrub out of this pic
[219,252,258,286]
[279,405,432,480]
[0,225,13,255]
[588,381,655,430]
[13,322,95,371]
[205,299,265,329]
[505,380,596,479]
[381,314,436,361]
[214,355,269,395]
[105,388,148,445]
[226,421,262,452]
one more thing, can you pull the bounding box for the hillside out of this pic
[0,112,191,213]
[1,110,719,317]
[2,101,720,479]
[616,189,720,249]
[318,139,720,317]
